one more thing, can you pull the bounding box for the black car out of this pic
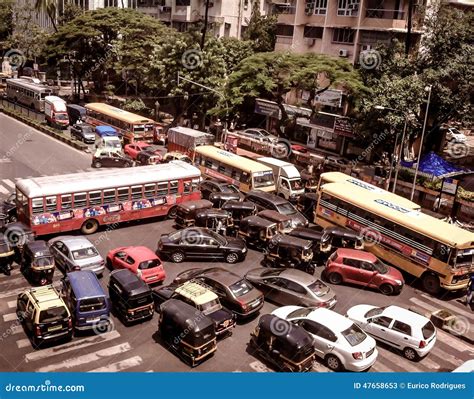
[136,151,162,166]
[244,190,308,228]
[1,193,17,224]
[199,179,244,201]
[70,123,95,144]
[92,150,134,168]
[157,227,247,264]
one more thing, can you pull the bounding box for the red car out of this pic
[107,246,166,285]
[325,248,404,295]
[124,142,163,160]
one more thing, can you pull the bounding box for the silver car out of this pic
[48,236,105,276]
[245,268,337,308]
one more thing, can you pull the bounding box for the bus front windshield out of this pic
[454,248,474,269]
[253,171,274,188]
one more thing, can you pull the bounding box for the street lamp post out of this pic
[392,117,408,193]
[410,85,432,201]
[154,100,160,122]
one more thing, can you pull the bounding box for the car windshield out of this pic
[253,172,274,188]
[128,294,153,308]
[287,308,312,319]
[79,297,106,312]
[72,246,99,260]
[207,230,226,245]
[422,321,435,339]
[33,256,54,267]
[5,193,16,204]
[342,324,367,346]
[82,126,94,134]
[259,269,283,278]
[199,299,221,314]
[229,279,253,297]
[56,114,69,121]
[454,249,474,268]
[307,280,328,297]
[290,179,303,190]
[276,202,297,215]
[373,259,389,274]
[364,306,386,318]
[138,259,161,270]
[221,185,240,194]
[39,306,68,323]
[143,145,160,152]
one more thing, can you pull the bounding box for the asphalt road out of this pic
[0,114,473,373]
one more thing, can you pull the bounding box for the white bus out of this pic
[6,77,53,112]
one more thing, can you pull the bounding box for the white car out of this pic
[446,128,467,143]
[347,304,436,360]
[452,360,474,372]
[272,306,378,371]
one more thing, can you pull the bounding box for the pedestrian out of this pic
[466,274,474,306]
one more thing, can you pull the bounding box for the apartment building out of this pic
[271,0,427,64]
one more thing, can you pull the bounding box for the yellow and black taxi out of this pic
[16,285,73,347]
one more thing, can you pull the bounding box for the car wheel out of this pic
[403,347,419,361]
[106,258,113,270]
[326,354,342,371]
[93,161,102,168]
[167,206,177,219]
[421,273,440,295]
[81,219,99,235]
[124,162,131,168]
[379,283,395,296]
[328,272,343,285]
[171,251,185,263]
[225,252,239,264]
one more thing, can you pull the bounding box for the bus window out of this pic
[131,186,143,200]
[192,179,200,192]
[117,187,130,202]
[103,189,116,204]
[89,191,102,206]
[183,180,192,194]
[74,192,87,208]
[61,195,72,210]
[170,181,178,194]
[157,182,168,197]
[240,172,250,184]
[32,198,44,214]
[144,184,155,198]
[45,196,57,212]
[205,159,212,168]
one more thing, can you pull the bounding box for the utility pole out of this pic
[405,0,413,55]
[200,0,211,50]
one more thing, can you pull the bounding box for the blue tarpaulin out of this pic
[400,151,463,177]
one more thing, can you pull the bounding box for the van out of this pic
[61,270,110,332]
[257,157,304,201]
[95,125,122,151]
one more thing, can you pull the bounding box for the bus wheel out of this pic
[81,219,99,235]
[421,273,440,295]
[167,206,177,219]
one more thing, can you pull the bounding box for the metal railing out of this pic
[365,8,405,20]
[270,4,297,15]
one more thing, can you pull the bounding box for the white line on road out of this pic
[16,338,31,349]
[420,356,440,370]
[370,362,394,372]
[25,330,120,362]
[7,301,16,309]
[37,342,131,372]
[376,347,421,372]
[3,313,17,322]
[435,328,474,354]
[0,185,9,195]
[0,287,27,300]
[409,297,438,313]
[421,294,474,322]
[249,361,273,372]
[3,179,15,188]
[430,346,463,368]
[88,355,142,372]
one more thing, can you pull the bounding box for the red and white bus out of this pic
[15,161,201,236]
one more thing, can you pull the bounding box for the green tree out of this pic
[242,0,277,53]
[219,37,254,74]
[0,0,14,42]
[58,2,83,26]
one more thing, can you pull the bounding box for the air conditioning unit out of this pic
[361,44,372,51]
[305,1,315,14]
[305,37,316,46]
[339,49,348,57]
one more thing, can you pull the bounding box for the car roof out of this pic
[270,233,313,250]
[178,199,213,211]
[175,281,218,305]
[222,200,256,210]
[246,190,286,205]
[290,227,323,240]
[382,306,430,327]
[306,308,353,332]
[200,268,242,285]
[28,285,64,308]
[241,215,276,228]
[335,248,377,262]
[110,269,151,296]
[258,209,291,222]
[26,240,50,253]
[324,226,360,238]
[123,246,157,260]
[196,209,231,219]
[66,270,106,299]
[279,268,316,285]
[50,236,94,250]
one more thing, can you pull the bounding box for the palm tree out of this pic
[34,0,58,31]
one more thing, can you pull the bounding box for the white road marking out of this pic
[37,342,131,372]
[370,362,394,372]
[430,346,463,368]
[7,301,16,309]
[420,356,440,370]
[421,294,474,322]
[10,325,23,335]
[88,355,142,372]
[249,360,273,372]
[376,347,421,372]
[435,328,474,354]
[3,179,15,188]
[409,297,438,313]
[0,287,28,300]
[16,338,31,349]
[3,313,17,322]
[0,185,9,195]
[25,330,120,362]
[145,370,154,373]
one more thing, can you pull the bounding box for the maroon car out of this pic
[325,248,404,295]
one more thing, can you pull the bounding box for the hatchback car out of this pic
[346,304,437,360]
[272,306,378,371]
[92,150,134,168]
[48,236,105,276]
[124,142,163,159]
[199,179,244,201]
[136,151,162,165]
[106,246,166,285]
[173,267,264,318]
[325,248,404,295]
[446,127,467,143]
[245,268,337,308]
[157,227,247,264]
[245,190,308,228]
[162,152,192,164]
[70,123,95,144]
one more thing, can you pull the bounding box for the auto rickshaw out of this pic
[1,193,17,224]
[320,226,364,255]
[20,240,55,286]
[258,210,294,234]
[0,233,14,275]
[1,222,35,263]
[249,314,316,372]
[175,200,213,229]
[208,192,241,209]
[263,234,315,274]
[296,192,318,221]
[158,299,217,367]
[289,227,324,262]
[194,209,234,236]
[221,200,257,228]
[237,216,278,250]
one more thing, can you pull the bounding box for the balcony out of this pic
[270,3,297,24]
[366,8,405,20]
[361,8,408,30]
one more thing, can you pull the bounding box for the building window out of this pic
[337,0,359,16]
[314,0,327,15]
[176,0,190,5]
[332,28,355,43]
[304,26,324,39]
[276,24,294,37]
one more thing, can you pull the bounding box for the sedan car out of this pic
[70,123,95,144]
[245,268,337,308]
[157,227,247,264]
[92,150,134,168]
[239,128,278,143]
[136,151,162,165]
[325,248,404,295]
[199,179,244,201]
[106,246,166,285]
[48,236,105,276]
[272,306,378,371]
[124,142,163,159]
[347,304,437,360]
[173,267,264,318]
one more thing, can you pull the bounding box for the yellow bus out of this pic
[315,182,474,294]
[317,172,421,210]
[85,103,164,144]
[194,146,276,193]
